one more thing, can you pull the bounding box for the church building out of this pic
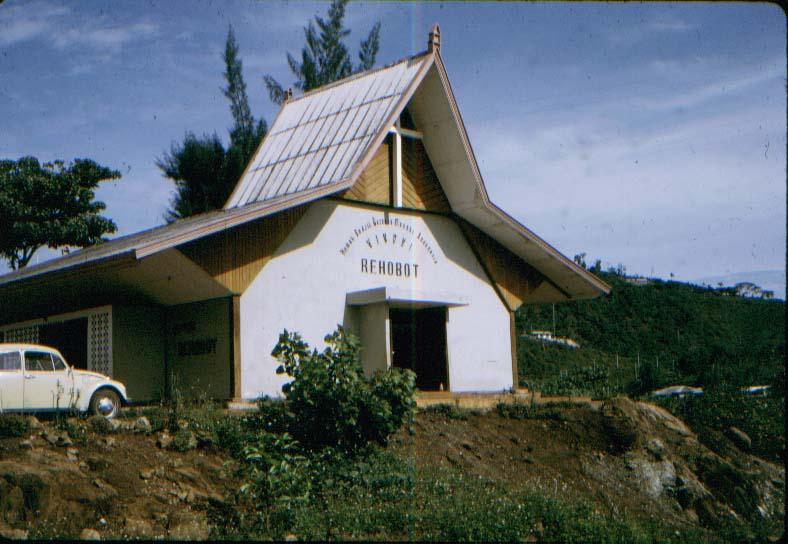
[0,27,610,402]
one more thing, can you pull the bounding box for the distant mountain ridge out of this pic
[692,269,785,300]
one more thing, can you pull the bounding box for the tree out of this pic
[0,156,120,269]
[159,26,267,221]
[264,0,381,104]
[223,25,268,164]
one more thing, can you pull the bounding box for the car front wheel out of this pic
[89,389,121,419]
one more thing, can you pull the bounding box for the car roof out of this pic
[0,343,61,353]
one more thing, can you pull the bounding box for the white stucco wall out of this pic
[240,200,512,399]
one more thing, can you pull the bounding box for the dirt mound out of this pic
[0,399,783,540]
[0,418,239,540]
[392,398,784,538]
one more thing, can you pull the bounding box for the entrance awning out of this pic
[345,287,468,309]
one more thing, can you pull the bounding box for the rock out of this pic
[67,447,79,457]
[626,453,676,499]
[99,437,116,450]
[86,457,110,471]
[0,527,28,540]
[79,528,101,540]
[168,514,209,540]
[725,427,752,452]
[108,419,122,432]
[134,416,152,434]
[285,534,299,542]
[646,437,666,460]
[156,433,173,449]
[18,440,33,450]
[139,469,154,480]
[26,416,42,430]
[124,517,155,538]
[42,431,59,446]
[56,435,73,447]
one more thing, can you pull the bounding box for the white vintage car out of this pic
[0,343,128,418]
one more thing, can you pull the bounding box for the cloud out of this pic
[52,21,158,52]
[0,1,69,46]
[649,17,694,33]
[0,1,157,54]
[634,61,784,112]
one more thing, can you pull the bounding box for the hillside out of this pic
[515,270,785,462]
[1,402,784,541]
[516,271,785,392]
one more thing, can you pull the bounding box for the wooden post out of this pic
[510,311,519,391]
[230,296,242,401]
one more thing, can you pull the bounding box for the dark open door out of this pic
[40,318,89,370]
[390,307,448,391]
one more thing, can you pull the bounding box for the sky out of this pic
[1,1,785,296]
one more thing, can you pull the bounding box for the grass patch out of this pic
[215,448,698,542]
[419,403,479,420]
[496,400,571,421]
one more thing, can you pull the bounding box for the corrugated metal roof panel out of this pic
[226,54,431,208]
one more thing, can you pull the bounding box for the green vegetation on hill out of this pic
[516,270,785,393]
[516,269,786,461]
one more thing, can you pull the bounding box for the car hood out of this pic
[73,370,110,380]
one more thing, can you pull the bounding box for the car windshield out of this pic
[0,351,21,372]
[52,354,67,371]
[25,351,54,372]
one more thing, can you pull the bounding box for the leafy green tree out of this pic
[159,26,267,220]
[264,0,381,104]
[0,156,120,269]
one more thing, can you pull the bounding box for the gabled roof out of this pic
[225,53,432,207]
[226,38,610,300]
[0,28,609,302]
[0,190,318,288]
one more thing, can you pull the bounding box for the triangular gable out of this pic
[224,31,610,301]
[341,109,451,213]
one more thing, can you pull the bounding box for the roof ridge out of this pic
[286,50,431,105]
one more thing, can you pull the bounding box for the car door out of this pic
[0,348,23,411]
[23,350,71,411]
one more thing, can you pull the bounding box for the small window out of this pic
[25,351,54,372]
[0,351,21,372]
[52,354,67,371]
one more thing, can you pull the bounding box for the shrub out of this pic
[0,414,30,438]
[421,403,470,420]
[88,415,114,434]
[171,428,197,452]
[272,326,416,453]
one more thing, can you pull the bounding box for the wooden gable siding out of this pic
[342,135,451,213]
[456,219,548,311]
[401,138,451,213]
[343,140,391,205]
[177,206,307,294]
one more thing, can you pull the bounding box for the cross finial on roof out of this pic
[428,24,441,54]
[284,88,293,102]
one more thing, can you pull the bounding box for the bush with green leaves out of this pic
[0,414,30,438]
[272,326,416,453]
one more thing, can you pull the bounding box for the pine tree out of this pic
[159,26,267,220]
[264,0,381,104]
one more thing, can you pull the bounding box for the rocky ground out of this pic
[0,416,239,540]
[0,398,784,540]
[393,398,785,539]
